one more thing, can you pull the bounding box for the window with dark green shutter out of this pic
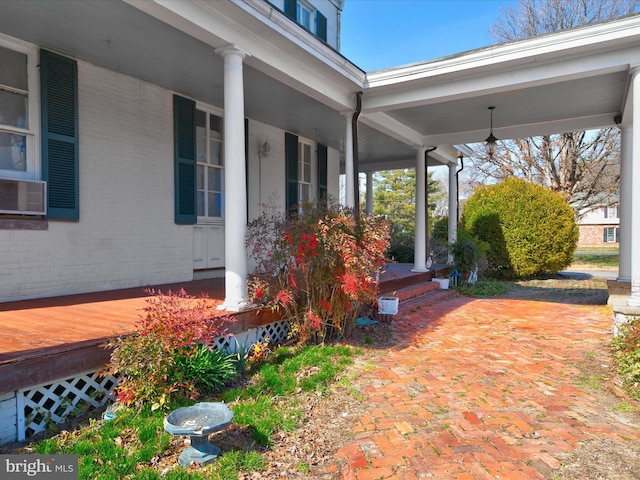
[317,143,327,201]
[40,49,79,221]
[285,132,298,213]
[173,95,197,224]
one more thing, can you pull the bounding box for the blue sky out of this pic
[341,0,519,71]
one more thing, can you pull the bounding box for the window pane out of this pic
[208,167,221,192]
[197,190,205,217]
[0,131,26,171]
[196,109,206,128]
[196,110,207,163]
[209,114,222,140]
[298,5,311,28]
[300,184,310,202]
[197,165,204,190]
[304,162,311,183]
[208,192,222,217]
[0,46,27,90]
[605,228,614,242]
[210,140,222,166]
[0,89,28,128]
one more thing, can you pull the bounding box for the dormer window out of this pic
[297,0,313,30]
[284,0,327,42]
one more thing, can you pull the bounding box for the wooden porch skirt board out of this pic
[0,305,284,396]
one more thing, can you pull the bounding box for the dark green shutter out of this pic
[285,132,298,214]
[316,12,327,41]
[317,143,327,201]
[284,0,297,20]
[173,95,197,224]
[40,49,79,221]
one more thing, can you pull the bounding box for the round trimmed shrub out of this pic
[462,178,578,279]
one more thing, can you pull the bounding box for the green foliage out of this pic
[429,216,451,263]
[34,406,172,479]
[33,344,355,477]
[612,317,640,401]
[386,245,414,263]
[455,279,510,297]
[373,169,443,249]
[430,216,449,248]
[246,202,390,344]
[462,177,578,279]
[104,289,237,406]
[172,345,239,396]
[450,231,487,276]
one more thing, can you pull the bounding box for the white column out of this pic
[365,171,373,214]
[217,47,249,311]
[447,162,458,264]
[629,69,640,306]
[413,147,427,272]
[343,114,355,208]
[618,124,632,283]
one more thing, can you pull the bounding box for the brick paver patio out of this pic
[336,295,640,479]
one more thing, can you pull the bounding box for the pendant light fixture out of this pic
[485,106,498,158]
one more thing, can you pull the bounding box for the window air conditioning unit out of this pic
[0,177,47,215]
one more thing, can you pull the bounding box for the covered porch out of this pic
[0,264,442,397]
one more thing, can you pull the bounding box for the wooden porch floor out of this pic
[0,264,433,393]
[0,279,227,360]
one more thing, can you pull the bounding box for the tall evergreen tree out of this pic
[373,169,443,248]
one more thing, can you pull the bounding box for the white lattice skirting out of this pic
[10,319,290,443]
[18,371,118,441]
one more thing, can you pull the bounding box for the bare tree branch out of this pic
[469,0,635,217]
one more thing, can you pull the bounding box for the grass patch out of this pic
[24,344,356,479]
[575,246,619,253]
[455,279,510,297]
[572,253,619,268]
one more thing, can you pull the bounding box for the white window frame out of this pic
[0,33,40,180]
[604,205,619,219]
[296,0,315,32]
[195,103,224,224]
[603,226,619,243]
[298,138,314,206]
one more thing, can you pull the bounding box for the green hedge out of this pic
[463,178,578,279]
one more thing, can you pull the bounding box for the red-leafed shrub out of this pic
[104,289,237,408]
[247,202,390,344]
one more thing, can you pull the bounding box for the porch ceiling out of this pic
[2,1,639,173]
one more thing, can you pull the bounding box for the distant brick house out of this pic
[577,205,620,248]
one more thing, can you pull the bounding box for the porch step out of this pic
[381,279,440,303]
[398,287,458,313]
[379,279,458,314]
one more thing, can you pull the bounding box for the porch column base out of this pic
[217,300,252,312]
[611,302,640,336]
[607,279,631,306]
[411,266,428,273]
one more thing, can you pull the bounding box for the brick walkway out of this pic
[336,295,640,479]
